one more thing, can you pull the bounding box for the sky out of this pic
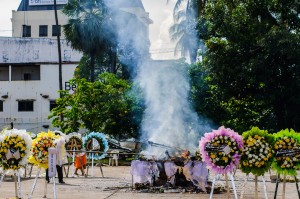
[0,0,177,59]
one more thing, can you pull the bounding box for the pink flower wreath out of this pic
[199,126,243,174]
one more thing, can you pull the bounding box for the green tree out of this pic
[74,53,126,81]
[63,0,116,82]
[196,0,300,132]
[49,73,142,138]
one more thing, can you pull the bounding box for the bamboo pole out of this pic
[295,176,300,198]
[17,171,21,199]
[255,175,258,199]
[14,174,18,199]
[29,168,40,199]
[262,176,269,199]
[43,178,47,198]
[225,173,230,198]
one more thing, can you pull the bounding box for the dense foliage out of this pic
[49,73,143,138]
[192,0,300,132]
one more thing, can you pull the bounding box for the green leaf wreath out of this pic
[272,129,300,176]
[240,127,275,176]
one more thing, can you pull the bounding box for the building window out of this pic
[50,100,57,111]
[0,65,9,81]
[24,73,31,80]
[11,65,40,81]
[39,25,48,37]
[0,101,3,112]
[52,25,61,36]
[18,100,34,112]
[22,25,31,37]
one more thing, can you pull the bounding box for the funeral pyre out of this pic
[130,142,224,194]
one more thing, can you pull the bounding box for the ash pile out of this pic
[130,142,223,194]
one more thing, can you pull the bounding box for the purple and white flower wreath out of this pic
[199,126,243,174]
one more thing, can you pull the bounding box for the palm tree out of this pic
[171,0,206,17]
[63,0,116,82]
[169,0,201,63]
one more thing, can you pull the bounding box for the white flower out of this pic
[293,157,298,161]
[248,154,252,158]
[260,149,263,153]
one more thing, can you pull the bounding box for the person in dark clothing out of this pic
[46,165,65,183]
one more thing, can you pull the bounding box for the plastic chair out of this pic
[108,150,119,166]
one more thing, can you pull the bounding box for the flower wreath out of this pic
[272,129,300,176]
[28,131,60,169]
[240,127,274,176]
[199,126,243,174]
[0,129,32,171]
[65,132,83,151]
[83,132,109,160]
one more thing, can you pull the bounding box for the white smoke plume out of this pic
[137,60,212,157]
[104,0,213,157]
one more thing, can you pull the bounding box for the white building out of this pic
[0,37,81,132]
[0,0,152,133]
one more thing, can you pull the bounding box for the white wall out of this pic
[0,37,81,63]
[12,10,68,39]
[0,63,78,132]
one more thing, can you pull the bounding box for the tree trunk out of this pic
[109,48,117,74]
[90,53,95,82]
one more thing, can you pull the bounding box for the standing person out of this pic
[74,152,87,176]
[46,131,67,184]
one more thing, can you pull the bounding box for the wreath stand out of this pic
[0,170,22,199]
[210,173,238,199]
[240,175,268,199]
[0,172,4,188]
[84,134,107,178]
[15,171,22,199]
[273,174,300,199]
[65,136,83,178]
[29,148,57,199]
[86,152,104,177]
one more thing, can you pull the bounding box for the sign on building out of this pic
[29,0,68,6]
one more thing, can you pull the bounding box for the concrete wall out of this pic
[0,37,81,64]
[12,10,67,39]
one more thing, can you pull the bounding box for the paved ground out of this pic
[0,165,299,199]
